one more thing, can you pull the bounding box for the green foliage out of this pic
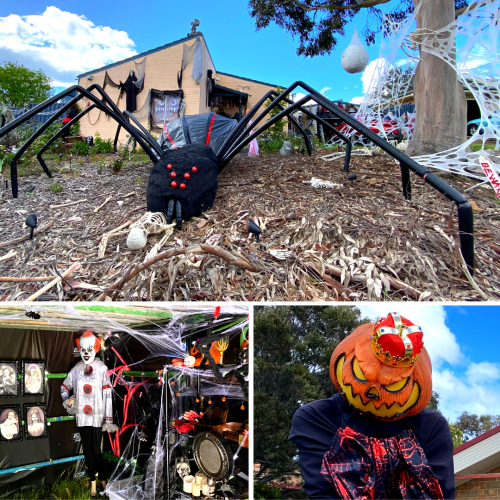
[93,131,113,154]
[258,136,284,154]
[254,482,284,499]
[72,141,90,156]
[454,411,500,441]
[254,306,369,479]
[448,422,464,448]
[0,145,15,173]
[426,391,441,412]
[0,62,52,107]
[50,181,64,193]
[248,0,470,57]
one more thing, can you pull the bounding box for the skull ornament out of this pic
[76,330,100,365]
[176,458,191,479]
[330,313,432,421]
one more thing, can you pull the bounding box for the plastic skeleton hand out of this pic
[103,422,119,433]
[64,396,78,415]
[146,144,219,230]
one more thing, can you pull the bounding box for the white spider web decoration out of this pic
[341,0,500,181]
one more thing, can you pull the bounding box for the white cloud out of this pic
[320,86,331,95]
[355,305,500,420]
[0,7,137,87]
[351,96,364,105]
[347,57,390,107]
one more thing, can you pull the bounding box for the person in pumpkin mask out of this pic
[289,312,455,500]
[60,331,118,497]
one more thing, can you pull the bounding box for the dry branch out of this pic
[50,199,87,209]
[26,263,81,301]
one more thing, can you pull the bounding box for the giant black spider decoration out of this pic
[0,81,475,273]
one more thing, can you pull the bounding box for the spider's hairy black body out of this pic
[0,81,475,273]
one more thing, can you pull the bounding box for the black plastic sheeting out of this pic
[158,112,237,157]
[0,329,82,496]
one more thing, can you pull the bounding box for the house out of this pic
[454,424,500,499]
[76,31,280,143]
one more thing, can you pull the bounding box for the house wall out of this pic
[78,37,209,143]
[215,72,278,117]
[456,466,500,499]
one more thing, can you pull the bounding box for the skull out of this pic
[79,333,98,365]
[176,459,190,479]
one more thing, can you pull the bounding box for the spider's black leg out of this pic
[36,103,98,177]
[175,200,182,230]
[217,90,279,161]
[166,199,175,224]
[222,95,315,166]
[9,93,85,197]
[113,124,121,155]
[123,111,162,158]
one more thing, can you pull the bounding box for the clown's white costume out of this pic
[60,331,117,497]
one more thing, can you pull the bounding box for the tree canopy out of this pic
[0,62,52,108]
[248,0,470,57]
[254,305,368,478]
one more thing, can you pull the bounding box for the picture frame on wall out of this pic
[0,361,19,398]
[24,403,47,440]
[22,360,45,397]
[0,404,23,443]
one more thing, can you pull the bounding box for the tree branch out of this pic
[294,0,391,12]
[455,2,479,18]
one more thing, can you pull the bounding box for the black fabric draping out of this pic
[103,71,144,112]
[0,329,82,496]
[289,394,455,500]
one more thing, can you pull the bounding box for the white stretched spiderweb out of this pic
[337,0,500,181]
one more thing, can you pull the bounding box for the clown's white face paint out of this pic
[79,336,97,365]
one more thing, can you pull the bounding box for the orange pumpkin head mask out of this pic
[330,312,432,421]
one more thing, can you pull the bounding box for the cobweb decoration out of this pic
[341,0,500,180]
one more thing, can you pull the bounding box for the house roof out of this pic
[211,84,249,98]
[77,33,210,79]
[453,424,500,484]
[216,71,280,89]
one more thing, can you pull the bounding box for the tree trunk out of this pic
[406,0,467,157]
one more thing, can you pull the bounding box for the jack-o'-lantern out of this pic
[330,312,432,420]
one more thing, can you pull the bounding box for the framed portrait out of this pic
[22,360,45,397]
[24,403,47,440]
[0,405,22,443]
[0,361,19,398]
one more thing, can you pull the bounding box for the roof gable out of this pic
[77,33,207,79]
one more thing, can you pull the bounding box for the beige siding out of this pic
[78,39,204,143]
[199,39,216,114]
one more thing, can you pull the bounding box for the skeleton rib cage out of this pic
[0,81,475,273]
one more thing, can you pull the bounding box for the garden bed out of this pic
[0,149,499,301]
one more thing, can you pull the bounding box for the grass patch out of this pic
[50,181,64,193]
[8,469,95,499]
[469,143,497,152]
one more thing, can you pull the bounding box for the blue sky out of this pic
[357,304,500,422]
[0,0,384,103]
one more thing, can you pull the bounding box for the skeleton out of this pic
[0,81,475,271]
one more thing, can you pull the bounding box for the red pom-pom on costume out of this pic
[84,365,93,375]
[83,384,93,394]
[83,405,93,415]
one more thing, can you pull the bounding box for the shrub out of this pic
[50,181,64,193]
[72,141,90,156]
[93,131,113,153]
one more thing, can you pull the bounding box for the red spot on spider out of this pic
[180,183,186,189]
[170,172,176,177]
[184,173,191,179]
[171,181,177,188]
[167,164,172,169]
[83,384,92,394]
[84,366,93,376]
[83,405,93,415]
[192,166,198,172]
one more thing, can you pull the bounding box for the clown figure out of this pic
[290,312,454,500]
[61,331,118,497]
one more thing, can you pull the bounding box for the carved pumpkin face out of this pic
[330,323,432,420]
